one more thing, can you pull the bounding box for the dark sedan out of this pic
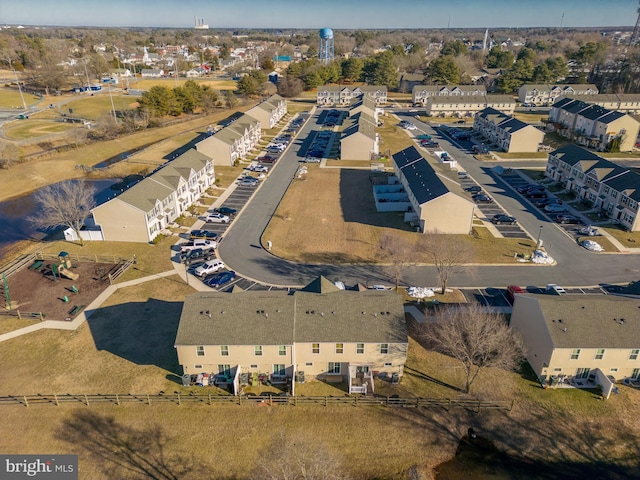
[472,194,493,203]
[491,214,517,225]
[203,270,236,288]
[189,229,219,241]
[464,185,482,194]
[215,207,237,216]
[555,214,584,225]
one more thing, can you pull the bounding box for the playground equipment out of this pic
[52,252,79,281]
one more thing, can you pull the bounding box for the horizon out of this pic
[1,0,636,30]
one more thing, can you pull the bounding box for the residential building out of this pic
[412,85,486,106]
[91,149,215,242]
[174,277,408,395]
[140,69,164,78]
[195,114,261,166]
[511,294,640,384]
[340,112,379,160]
[317,85,387,105]
[518,84,599,106]
[548,97,640,152]
[245,94,288,129]
[473,108,545,153]
[426,94,516,117]
[349,94,380,123]
[388,146,475,233]
[545,144,640,231]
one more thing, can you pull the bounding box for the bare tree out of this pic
[251,431,350,480]
[379,232,415,290]
[29,180,96,246]
[420,232,472,294]
[0,140,23,169]
[420,304,525,394]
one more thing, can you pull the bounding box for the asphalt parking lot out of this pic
[461,284,614,307]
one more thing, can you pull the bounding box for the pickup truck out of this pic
[180,248,214,264]
[179,239,217,253]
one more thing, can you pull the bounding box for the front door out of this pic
[356,366,369,374]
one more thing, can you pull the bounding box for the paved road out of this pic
[218,110,640,289]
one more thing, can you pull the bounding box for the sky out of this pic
[1,0,637,29]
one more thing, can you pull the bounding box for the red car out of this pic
[258,155,278,164]
[506,285,524,304]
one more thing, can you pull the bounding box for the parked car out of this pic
[555,214,583,225]
[517,184,543,194]
[526,191,548,199]
[189,229,219,241]
[214,207,237,216]
[180,248,213,264]
[258,155,278,163]
[580,240,604,252]
[532,198,562,208]
[405,123,417,130]
[206,213,230,223]
[247,164,269,173]
[578,225,600,236]
[492,214,517,225]
[180,239,217,253]
[544,203,568,214]
[472,194,493,203]
[238,178,259,187]
[303,156,321,163]
[194,260,226,277]
[464,185,482,193]
[546,284,567,295]
[506,285,524,304]
[204,270,236,288]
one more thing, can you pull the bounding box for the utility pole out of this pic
[9,59,27,111]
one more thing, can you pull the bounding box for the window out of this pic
[335,343,344,354]
[380,343,389,354]
[254,345,263,356]
[194,364,202,369]
[196,346,205,357]
[305,362,313,367]
[384,362,392,367]
[218,364,231,376]
[328,362,341,374]
[595,349,605,360]
[356,343,365,354]
[570,349,580,360]
[273,364,286,375]
[553,368,562,372]
[630,349,639,360]
[312,343,320,354]
[250,364,257,369]
[610,368,618,373]
[220,345,229,357]
[278,345,287,356]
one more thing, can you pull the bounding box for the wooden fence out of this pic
[0,393,513,411]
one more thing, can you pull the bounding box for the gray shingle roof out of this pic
[549,144,604,167]
[522,294,640,349]
[175,289,407,346]
[114,177,175,212]
[393,146,448,205]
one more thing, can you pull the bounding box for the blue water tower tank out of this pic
[319,28,334,39]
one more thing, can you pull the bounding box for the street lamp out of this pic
[536,226,544,249]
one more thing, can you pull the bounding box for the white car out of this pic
[546,284,567,295]
[206,213,230,223]
[405,123,417,130]
[247,164,269,173]
[580,240,604,252]
[194,260,225,277]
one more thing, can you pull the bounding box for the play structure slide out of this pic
[57,264,79,281]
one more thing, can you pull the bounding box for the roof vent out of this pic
[311,310,315,314]
[620,318,625,325]
[362,311,366,315]
[386,311,390,315]
[558,319,563,323]
[563,327,567,332]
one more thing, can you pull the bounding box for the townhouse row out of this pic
[317,85,387,105]
[340,94,380,161]
[518,83,599,106]
[412,85,515,117]
[548,97,640,152]
[546,144,640,231]
[473,107,545,153]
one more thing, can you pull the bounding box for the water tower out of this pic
[319,28,334,64]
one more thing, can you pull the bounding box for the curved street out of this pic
[218,109,640,289]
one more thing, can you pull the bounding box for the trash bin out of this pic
[182,374,191,387]
[296,371,305,384]
[391,373,399,385]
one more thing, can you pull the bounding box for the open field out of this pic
[262,167,539,265]
[0,87,41,109]
[378,115,415,155]
[53,94,139,120]
[2,119,77,140]
[129,77,238,91]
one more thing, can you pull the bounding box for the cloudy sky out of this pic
[2,0,636,29]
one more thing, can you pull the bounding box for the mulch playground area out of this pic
[4,260,118,321]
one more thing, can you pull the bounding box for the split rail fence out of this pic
[0,393,513,412]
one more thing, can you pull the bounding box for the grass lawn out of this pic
[496,152,548,159]
[2,119,77,140]
[600,225,640,247]
[512,113,547,123]
[262,167,539,264]
[0,86,40,109]
[127,77,238,91]
[518,168,547,181]
[56,94,138,120]
[378,117,415,155]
